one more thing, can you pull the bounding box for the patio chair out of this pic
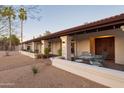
[89,55,104,66]
[75,59,84,63]
[75,51,91,63]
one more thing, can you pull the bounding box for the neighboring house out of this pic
[21,13,124,65]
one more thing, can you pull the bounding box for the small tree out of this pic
[44,47,50,58]
[9,34,20,50]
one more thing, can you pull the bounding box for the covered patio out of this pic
[20,13,124,71]
[103,60,124,71]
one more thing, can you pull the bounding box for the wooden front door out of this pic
[71,41,75,55]
[95,37,115,60]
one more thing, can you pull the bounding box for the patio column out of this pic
[41,40,48,54]
[23,43,27,50]
[60,36,72,60]
[31,42,35,52]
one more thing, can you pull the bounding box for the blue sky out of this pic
[23,5,124,41]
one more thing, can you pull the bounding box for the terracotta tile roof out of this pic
[22,13,124,44]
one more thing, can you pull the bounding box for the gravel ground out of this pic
[0,51,41,71]
[0,51,107,88]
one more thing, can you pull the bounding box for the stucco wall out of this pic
[41,40,48,54]
[31,42,35,52]
[75,29,124,64]
[20,51,36,58]
[76,36,90,56]
[35,43,42,53]
[51,41,61,55]
[61,36,72,60]
[23,44,27,50]
[38,43,42,53]
[76,30,115,56]
[114,30,124,64]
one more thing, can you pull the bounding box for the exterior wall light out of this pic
[120,25,124,31]
[62,41,65,43]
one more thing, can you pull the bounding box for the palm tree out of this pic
[1,6,16,50]
[18,7,27,48]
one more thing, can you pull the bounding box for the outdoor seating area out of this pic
[75,51,105,67]
[61,51,124,71]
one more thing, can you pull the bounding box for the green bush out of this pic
[44,47,50,58]
[58,49,62,56]
[32,66,38,75]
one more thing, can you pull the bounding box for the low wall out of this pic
[51,58,124,88]
[19,51,36,58]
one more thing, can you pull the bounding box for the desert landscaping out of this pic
[0,51,107,88]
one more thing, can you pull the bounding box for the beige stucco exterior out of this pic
[50,39,61,55]
[74,29,124,65]
[37,28,124,65]
[21,29,124,65]
[31,42,35,52]
[75,35,90,56]
[22,43,27,50]
[34,42,42,53]
[60,36,72,60]
[41,40,48,54]
[114,30,124,64]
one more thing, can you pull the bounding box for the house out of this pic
[21,13,124,65]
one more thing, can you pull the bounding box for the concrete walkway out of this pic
[0,51,107,88]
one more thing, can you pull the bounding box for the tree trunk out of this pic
[8,17,12,51]
[21,20,23,50]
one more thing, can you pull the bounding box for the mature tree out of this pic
[10,34,20,45]
[18,7,27,44]
[0,5,42,52]
[0,18,8,37]
[0,8,7,36]
[0,34,19,55]
[7,34,20,50]
[0,35,9,55]
[1,6,16,50]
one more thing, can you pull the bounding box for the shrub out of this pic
[32,66,38,75]
[44,47,50,58]
[58,49,62,56]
